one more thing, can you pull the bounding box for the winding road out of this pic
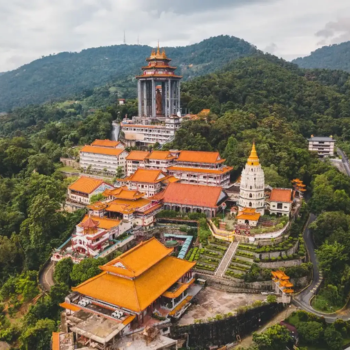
[39,260,55,292]
[293,149,350,322]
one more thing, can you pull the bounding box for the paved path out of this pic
[215,242,238,277]
[294,152,350,321]
[337,147,350,176]
[39,261,55,292]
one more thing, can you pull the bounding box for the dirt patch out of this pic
[178,286,266,325]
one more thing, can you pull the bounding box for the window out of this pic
[249,202,252,207]
[249,193,252,198]
[277,203,283,209]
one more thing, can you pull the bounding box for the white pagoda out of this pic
[238,143,265,215]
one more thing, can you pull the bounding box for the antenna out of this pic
[124,30,126,44]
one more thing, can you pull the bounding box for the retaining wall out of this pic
[171,303,284,349]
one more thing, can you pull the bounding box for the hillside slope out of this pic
[293,41,350,72]
[0,35,258,111]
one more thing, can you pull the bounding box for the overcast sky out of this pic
[1,0,350,71]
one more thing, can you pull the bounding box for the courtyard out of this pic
[178,286,267,325]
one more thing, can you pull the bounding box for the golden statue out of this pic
[156,88,162,115]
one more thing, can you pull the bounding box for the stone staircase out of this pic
[215,242,238,277]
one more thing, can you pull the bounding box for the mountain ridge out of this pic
[293,41,350,72]
[0,35,258,112]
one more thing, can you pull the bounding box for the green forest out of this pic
[1,48,350,349]
[293,40,350,72]
[0,35,258,111]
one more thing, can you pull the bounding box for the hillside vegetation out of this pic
[0,35,258,111]
[2,52,350,349]
[293,41,350,72]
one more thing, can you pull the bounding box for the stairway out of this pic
[215,241,238,277]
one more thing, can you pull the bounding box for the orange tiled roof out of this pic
[162,176,180,184]
[168,166,233,175]
[126,151,150,161]
[103,187,145,200]
[105,197,151,214]
[128,169,167,184]
[176,151,225,164]
[72,239,195,312]
[270,189,293,203]
[80,145,125,157]
[91,139,121,148]
[161,183,224,208]
[80,215,121,230]
[237,208,261,221]
[147,151,175,160]
[69,176,107,194]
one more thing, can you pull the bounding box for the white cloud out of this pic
[0,0,349,71]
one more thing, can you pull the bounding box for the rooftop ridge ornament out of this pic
[247,142,260,166]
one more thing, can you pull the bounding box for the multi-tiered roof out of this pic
[137,45,182,79]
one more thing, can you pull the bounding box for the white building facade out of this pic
[239,143,265,215]
[308,136,335,157]
[80,145,128,175]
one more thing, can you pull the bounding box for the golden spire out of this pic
[247,142,260,166]
[157,40,160,56]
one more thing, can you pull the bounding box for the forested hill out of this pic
[293,41,350,72]
[0,35,258,112]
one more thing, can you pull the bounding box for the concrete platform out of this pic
[178,286,266,325]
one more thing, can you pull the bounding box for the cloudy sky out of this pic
[1,0,350,71]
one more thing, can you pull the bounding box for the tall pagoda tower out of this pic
[238,143,265,215]
[137,45,182,118]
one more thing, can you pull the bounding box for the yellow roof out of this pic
[247,142,260,166]
[271,270,290,280]
[237,208,261,221]
[101,238,173,277]
[69,176,107,194]
[162,279,195,299]
[79,215,121,230]
[73,254,195,312]
[59,302,81,312]
[52,332,60,350]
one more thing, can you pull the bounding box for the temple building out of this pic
[268,188,294,217]
[117,168,178,198]
[120,46,183,147]
[144,150,178,171]
[308,135,335,157]
[67,176,114,206]
[89,186,163,228]
[167,151,233,188]
[137,45,181,119]
[60,238,201,349]
[51,215,130,263]
[152,182,227,218]
[80,140,128,176]
[126,151,150,176]
[238,143,265,215]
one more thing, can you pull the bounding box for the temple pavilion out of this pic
[60,238,201,349]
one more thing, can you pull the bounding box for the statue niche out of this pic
[156,88,163,115]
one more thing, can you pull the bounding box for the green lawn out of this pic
[57,166,79,173]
